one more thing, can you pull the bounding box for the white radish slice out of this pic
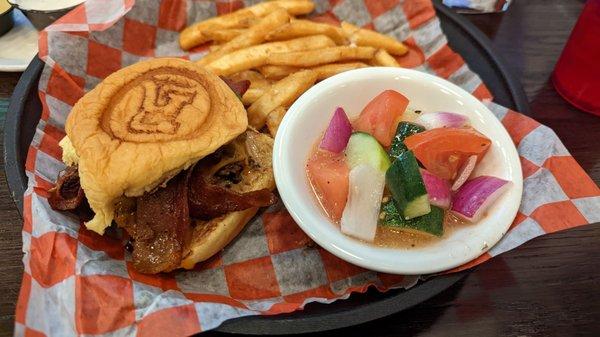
[452,155,477,191]
[340,164,385,242]
[451,176,512,222]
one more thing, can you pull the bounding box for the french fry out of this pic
[267,46,376,67]
[266,107,287,137]
[266,19,346,45]
[242,87,268,106]
[179,1,315,50]
[373,49,400,67]
[205,35,336,76]
[208,44,221,52]
[203,29,246,43]
[179,11,256,50]
[246,0,315,17]
[258,65,299,80]
[198,9,290,66]
[248,70,318,128]
[312,62,368,80]
[341,22,408,56]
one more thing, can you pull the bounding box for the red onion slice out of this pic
[421,169,451,209]
[319,107,353,153]
[451,176,511,222]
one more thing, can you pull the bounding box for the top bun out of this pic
[64,58,248,234]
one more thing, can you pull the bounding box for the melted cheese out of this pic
[59,136,79,166]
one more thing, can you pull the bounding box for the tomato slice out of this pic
[307,149,349,221]
[404,128,492,180]
[353,90,409,147]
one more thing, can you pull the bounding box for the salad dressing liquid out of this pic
[373,211,469,249]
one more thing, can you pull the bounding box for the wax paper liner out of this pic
[443,0,512,13]
[14,1,600,336]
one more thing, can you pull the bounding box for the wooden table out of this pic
[1,1,598,335]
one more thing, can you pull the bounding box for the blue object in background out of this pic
[443,0,512,13]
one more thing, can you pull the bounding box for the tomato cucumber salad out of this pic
[306,90,512,246]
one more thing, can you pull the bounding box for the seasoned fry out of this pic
[198,9,290,66]
[340,20,360,35]
[242,87,268,106]
[179,0,315,50]
[266,19,346,45]
[208,44,221,52]
[312,62,368,80]
[203,29,246,43]
[373,49,400,67]
[248,70,318,128]
[258,62,367,82]
[180,11,255,50]
[267,46,376,67]
[258,65,299,80]
[205,35,336,76]
[341,22,408,56]
[246,0,315,17]
[266,107,287,137]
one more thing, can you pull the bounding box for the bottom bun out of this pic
[181,207,259,269]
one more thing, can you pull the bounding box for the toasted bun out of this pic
[181,130,275,269]
[65,58,247,234]
[181,208,259,269]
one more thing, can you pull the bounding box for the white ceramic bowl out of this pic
[273,67,522,275]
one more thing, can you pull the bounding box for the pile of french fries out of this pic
[179,0,408,137]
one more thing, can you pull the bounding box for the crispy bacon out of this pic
[48,167,94,221]
[221,77,250,98]
[49,163,275,226]
[188,163,277,220]
[125,172,191,274]
[48,166,84,210]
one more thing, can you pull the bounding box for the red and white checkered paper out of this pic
[14,1,600,336]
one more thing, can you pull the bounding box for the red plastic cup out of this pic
[552,0,600,116]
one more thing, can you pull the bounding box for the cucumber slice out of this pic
[389,122,425,159]
[385,150,431,219]
[345,132,391,172]
[380,201,444,237]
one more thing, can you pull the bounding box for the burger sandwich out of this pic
[48,58,277,274]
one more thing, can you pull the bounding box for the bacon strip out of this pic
[188,163,276,220]
[126,171,191,274]
[48,166,85,211]
[221,77,250,98]
[49,164,275,223]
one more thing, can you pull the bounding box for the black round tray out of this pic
[3,2,529,335]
